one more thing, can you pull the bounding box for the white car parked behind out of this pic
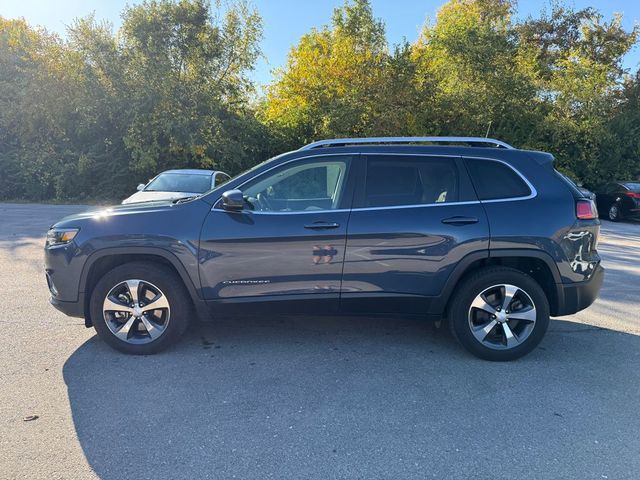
[122,169,230,204]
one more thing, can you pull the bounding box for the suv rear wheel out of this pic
[90,262,192,354]
[449,267,550,361]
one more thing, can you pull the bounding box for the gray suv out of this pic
[45,137,604,360]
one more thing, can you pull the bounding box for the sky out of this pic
[1,0,639,85]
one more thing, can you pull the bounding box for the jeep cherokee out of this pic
[44,137,604,361]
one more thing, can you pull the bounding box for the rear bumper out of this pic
[553,265,604,316]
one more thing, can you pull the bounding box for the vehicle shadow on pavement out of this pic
[63,316,640,479]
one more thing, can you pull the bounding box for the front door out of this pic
[199,155,355,314]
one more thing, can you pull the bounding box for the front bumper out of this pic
[45,242,86,320]
[553,265,604,316]
[49,296,84,318]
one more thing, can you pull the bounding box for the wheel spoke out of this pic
[103,278,170,345]
[502,322,520,348]
[471,319,498,343]
[507,306,536,323]
[126,280,141,305]
[143,293,169,313]
[468,283,537,351]
[114,316,136,341]
[501,285,520,311]
[140,315,163,339]
[103,296,133,314]
[471,295,496,315]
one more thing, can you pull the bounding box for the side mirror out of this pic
[136,183,146,191]
[221,189,245,212]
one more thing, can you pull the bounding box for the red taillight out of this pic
[576,200,597,220]
[625,192,640,199]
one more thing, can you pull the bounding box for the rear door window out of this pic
[362,156,460,208]
[464,158,531,200]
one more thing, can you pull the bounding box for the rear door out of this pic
[340,153,489,314]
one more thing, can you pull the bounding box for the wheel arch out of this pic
[434,249,562,317]
[80,247,205,327]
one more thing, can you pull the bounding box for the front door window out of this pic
[241,157,350,212]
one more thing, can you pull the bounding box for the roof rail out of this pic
[299,136,515,150]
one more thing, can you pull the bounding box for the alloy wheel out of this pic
[609,204,619,221]
[102,279,170,344]
[467,284,537,350]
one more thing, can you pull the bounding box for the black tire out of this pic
[448,266,550,361]
[608,203,622,222]
[90,262,192,354]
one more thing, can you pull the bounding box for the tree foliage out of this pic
[263,0,639,186]
[0,0,270,201]
[1,0,639,202]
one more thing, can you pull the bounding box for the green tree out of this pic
[119,0,264,177]
[261,0,416,143]
[604,71,640,183]
[1,0,639,202]
[517,4,638,182]
[410,0,541,142]
[0,18,76,200]
[0,0,269,202]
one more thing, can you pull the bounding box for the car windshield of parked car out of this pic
[145,173,212,193]
[623,182,640,192]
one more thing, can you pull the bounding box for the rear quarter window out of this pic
[464,158,532,200]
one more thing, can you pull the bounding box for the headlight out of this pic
[46,228,79,247]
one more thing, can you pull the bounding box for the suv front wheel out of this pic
[449,267,550,361]
[90,262,192,354]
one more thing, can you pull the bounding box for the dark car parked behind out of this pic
[594,181,640,221]
[44,137,604,361]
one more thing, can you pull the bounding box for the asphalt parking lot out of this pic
[1,203,639,480]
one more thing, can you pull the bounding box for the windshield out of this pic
[623,182,640,192]
[145,173,212,193]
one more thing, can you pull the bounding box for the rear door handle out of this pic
[304,222,340,230]
[441,216,479,226]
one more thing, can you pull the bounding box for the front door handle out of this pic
[441,216,479,226]
[304,222,340,230]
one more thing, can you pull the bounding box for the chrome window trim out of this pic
[211,152,537,212]
[350,200,482,212]
[245,209,352,216]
